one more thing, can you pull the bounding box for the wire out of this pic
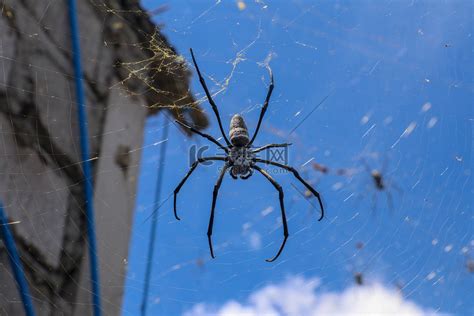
[141,118,169,316]
[67,1,102,315]
[0,202,36,316]
[288,91,333,135]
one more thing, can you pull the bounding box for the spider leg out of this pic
[386,191,394,213]
[208,164,229,259]
[175,120,228,153]
[371,191,377,214]
[248,66,274,146]
[251,143,292,154]
[189,48,232,147]
[174,157,226,220]
[381,154,389,174]
[390,181,403,195]
[360,158,372,174]
[254,158,324,221]
[253,165,288,262]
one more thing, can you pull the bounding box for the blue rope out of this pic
[67,1,102,315]
[0,202,36,316]
[141,119,169,316]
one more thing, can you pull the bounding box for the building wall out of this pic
[0,1,203,314]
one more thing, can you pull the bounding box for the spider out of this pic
[361,157,401,212]
[173,48,324,262]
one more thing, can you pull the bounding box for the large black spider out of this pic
[174,48,324,262]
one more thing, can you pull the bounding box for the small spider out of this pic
[466,258,474,273]
[174,48,324,262]
[354,272,364,285]
[362,157,401,212]
[371,170,385,190]
[464,252,474,274]
[312,162,329,174]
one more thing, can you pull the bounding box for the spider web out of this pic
[123,1,473,315]
[0,0,471,315]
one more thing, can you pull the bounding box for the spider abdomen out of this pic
[229,114,249,146]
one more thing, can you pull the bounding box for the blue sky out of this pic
[122,1,473,315]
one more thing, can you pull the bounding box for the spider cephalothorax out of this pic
[229,146,256,179]
[173,48,324,262]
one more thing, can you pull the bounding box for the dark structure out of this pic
[0,0,207,314]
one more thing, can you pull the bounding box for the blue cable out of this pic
[67,1,102,315]
[0,202,36,316]
[141,119,169,316]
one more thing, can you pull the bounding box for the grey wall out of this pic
[0,1,204,314]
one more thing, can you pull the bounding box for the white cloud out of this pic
[184,276,439,316]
